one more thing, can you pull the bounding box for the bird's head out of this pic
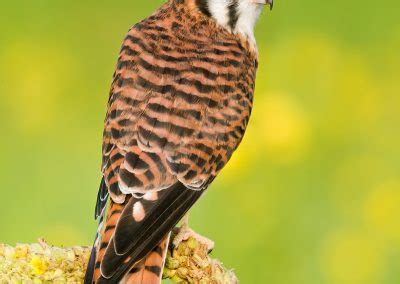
[188,0,273,42]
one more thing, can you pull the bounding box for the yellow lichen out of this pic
[30,256,47,275]
[14,245,28,259]
[0,240,91,282]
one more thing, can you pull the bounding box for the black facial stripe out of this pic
[195,0,212,17]
[228,0,240,30]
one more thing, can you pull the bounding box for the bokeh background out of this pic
[1,0,399,283]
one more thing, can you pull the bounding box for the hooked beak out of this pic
[266,0,273,10]
[253,0,274,10]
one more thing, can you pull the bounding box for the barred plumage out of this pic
[85,0,271,282]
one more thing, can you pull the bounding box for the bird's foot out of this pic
[173,226,215,252]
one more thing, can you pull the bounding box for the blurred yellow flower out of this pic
[320,230,384,284]
[364,181,400,243]
[30,256,47,275]
[325,55,381,138]
[258,92,311,164]
[0,41,75,134]
[220,91,312,179]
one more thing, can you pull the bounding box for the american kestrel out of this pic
[85,0,272,282]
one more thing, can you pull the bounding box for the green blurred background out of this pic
[1,0,399,283]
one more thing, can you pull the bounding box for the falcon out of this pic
[85,0,273,282]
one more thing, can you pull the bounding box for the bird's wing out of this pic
[88,9,256,282]
[91,184,203,282]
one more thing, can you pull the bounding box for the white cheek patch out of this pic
[234,0,263,43]
[207,0,231,28]
[132,201,145,222]
[250,0,265,4]
[204,0,263,47]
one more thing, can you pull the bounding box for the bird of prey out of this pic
[85,0,272,282]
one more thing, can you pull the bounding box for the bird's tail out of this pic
[84,197,171,284]
[120,234,170,284]
[85,182,204,283]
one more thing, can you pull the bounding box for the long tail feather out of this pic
[86,200,127,283]
[85,179,111,283]
[84,243,97,284]
[120,233,171,284]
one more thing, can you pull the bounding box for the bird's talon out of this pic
[173,226,215,252]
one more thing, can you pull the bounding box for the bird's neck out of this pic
[180,0,262,44]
